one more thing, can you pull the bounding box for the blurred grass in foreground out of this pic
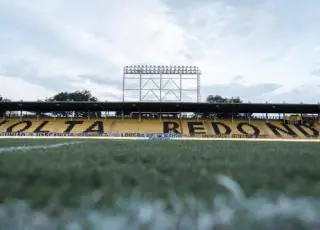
[0,175,320,229]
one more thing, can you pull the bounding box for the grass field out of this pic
[0,139,320,229]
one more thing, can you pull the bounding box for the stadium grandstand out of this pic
[0,101,320,139]
[0,65,320,139]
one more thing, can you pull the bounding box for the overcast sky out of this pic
[0,0,320,103]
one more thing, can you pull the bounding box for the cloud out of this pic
[311,68,320,77]
[0,75,54,101]
[0,0,320,103]
[263,81,320,104]
[203,82,282,102]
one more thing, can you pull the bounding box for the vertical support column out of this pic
[197,73,201,102]
[180,74,182,102]
[160,74,162,102]
[122,73,125,102]
[139,74,142,102]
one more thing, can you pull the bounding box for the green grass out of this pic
[0,139,320,210]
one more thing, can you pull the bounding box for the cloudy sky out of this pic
[0,0,319,103]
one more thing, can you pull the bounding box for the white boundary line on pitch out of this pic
[0,136,320,142]
[0,141,84,153]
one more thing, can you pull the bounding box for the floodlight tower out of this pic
[122,65,201,102]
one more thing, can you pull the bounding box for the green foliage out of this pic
[0,95,10,117]
[46,90,98,102]
[201,94,251,119]
[206,94,242,104]
[45,90,100,118]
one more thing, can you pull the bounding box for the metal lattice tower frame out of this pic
[122,65,201,102]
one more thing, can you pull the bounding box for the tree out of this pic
[206,95,242,104]
[46,90,101,118]
[198,94,249,119]
[46,90,98,102]
[0,95,11,117]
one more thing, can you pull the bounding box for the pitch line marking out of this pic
[0,141,83,153]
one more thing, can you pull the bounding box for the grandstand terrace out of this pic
[0,101,320,139]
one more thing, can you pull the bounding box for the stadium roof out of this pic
[1,101,320,114]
